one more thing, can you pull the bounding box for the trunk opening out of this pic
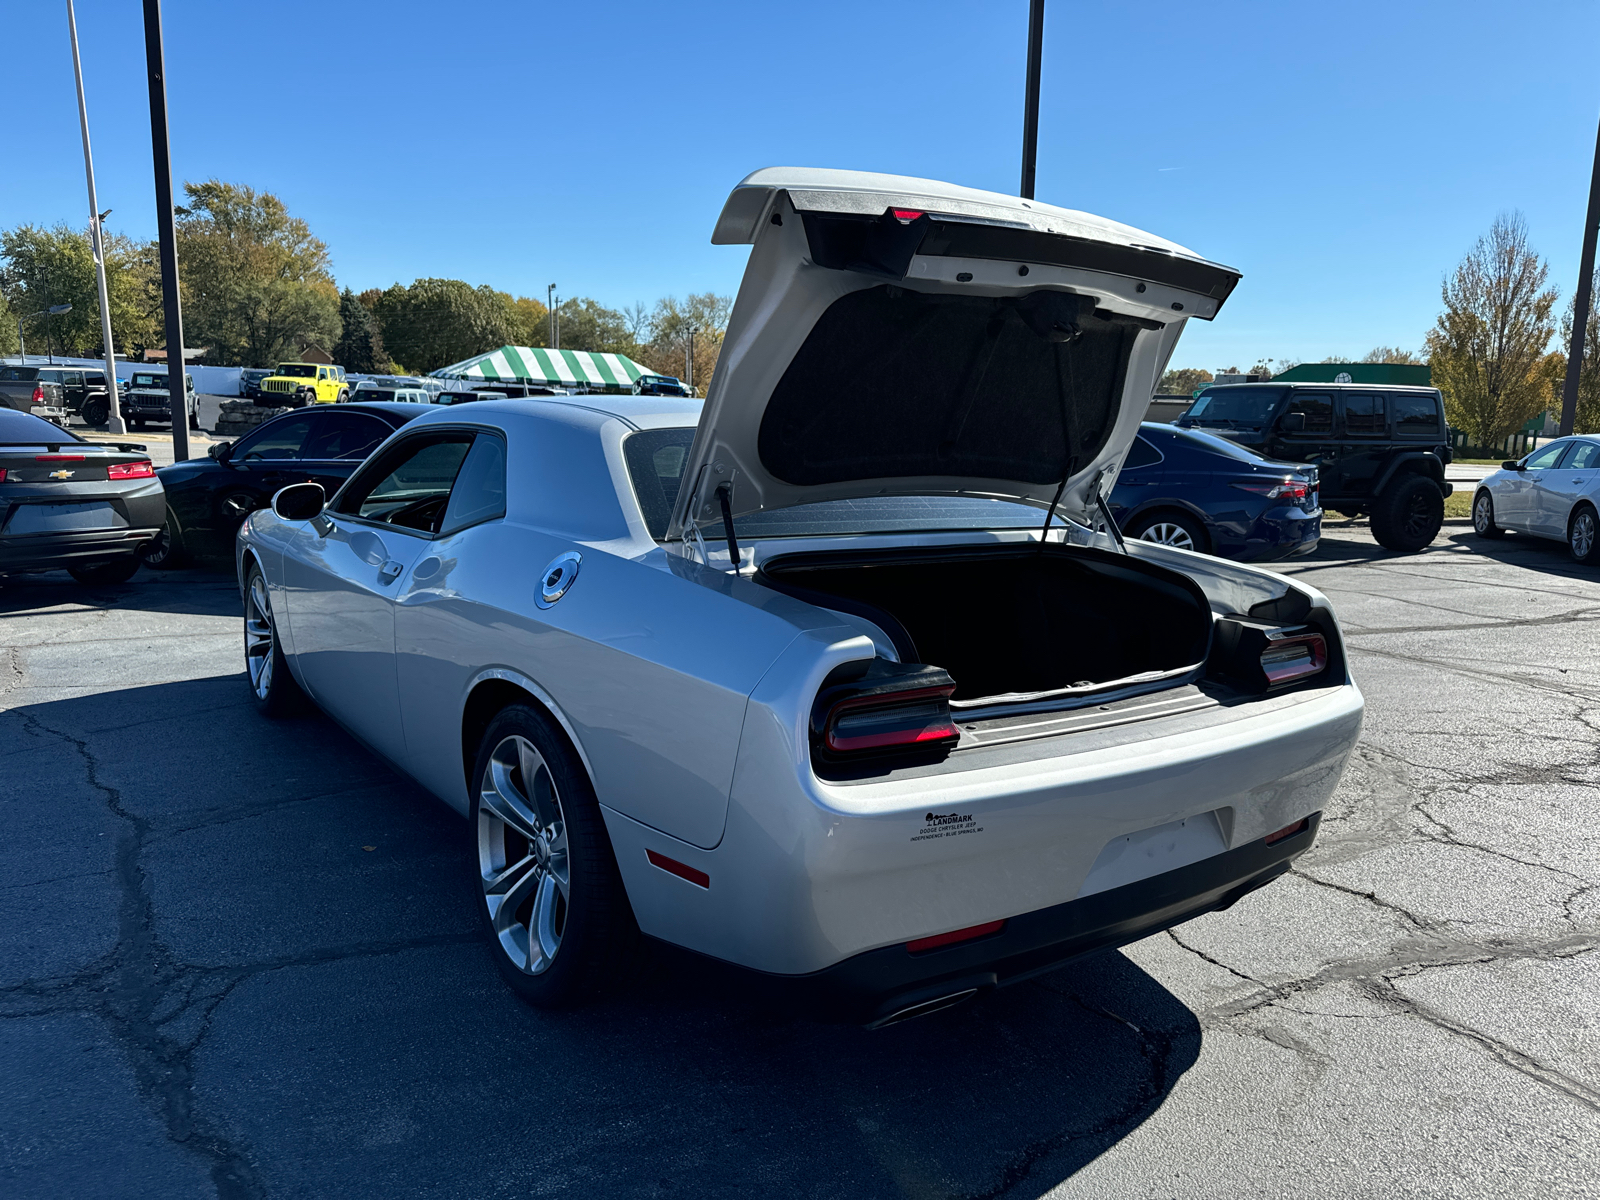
[759,543,1213,709]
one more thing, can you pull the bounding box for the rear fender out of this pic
[1371,452,1445,498]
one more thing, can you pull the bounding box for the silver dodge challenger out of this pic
[237,168,1363,1026]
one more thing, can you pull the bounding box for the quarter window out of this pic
[440,435,507,534]
[1123,436,1161,470]
[1284,392,1333,434]
[1341,393,1386,435]
[1392,394,1442,436]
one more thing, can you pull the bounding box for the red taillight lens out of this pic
[31,385,44,403]
[1264,817,1310,846]
[1232,478,1310,502]
[107,460,155,480]
[906,919,1006,954]
[646,849,709,889]
[890,208,925,222]
[1260,633,1327,685]
[824,686,958,754]
[0,469,7,482]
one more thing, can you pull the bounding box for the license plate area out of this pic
[4,501,124,534]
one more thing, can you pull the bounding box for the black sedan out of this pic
[144,402,428,567]
[1108,423,1321,561]
[0,407,164,584]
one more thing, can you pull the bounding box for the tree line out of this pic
[1161,212,1600,447]
[0,179,730,387]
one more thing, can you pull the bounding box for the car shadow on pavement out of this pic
[5,670,1203,1199]
[0,564,241,621]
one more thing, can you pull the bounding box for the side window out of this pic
[335,434,474,534]
[440,435,507,534]
[1523,441,1567,470]
[1393,394,1442,436]
[232,415,316,460]
[1567,441,1600,470]
[1122,436,1161,470]
[300,412,392,460]
[1341,392,1386,436]
[65,371,84,388]
[1284,392,1333,434]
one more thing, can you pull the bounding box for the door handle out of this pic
[377,559,404,584]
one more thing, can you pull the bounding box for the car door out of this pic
[1270,390,1335,478]
[1531,439,1599,536]
[282,430,475,762]
[1497,439,1569,530]
[1332,391,1387,498]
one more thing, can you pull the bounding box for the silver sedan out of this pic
[1472,437,1600,563]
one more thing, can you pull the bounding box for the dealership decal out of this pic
[911,811,983,842]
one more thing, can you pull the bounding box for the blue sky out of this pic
[7,0,1599,370]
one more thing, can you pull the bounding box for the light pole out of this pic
[547,284,558,349]
[17,304,74,366]
[1020,0,1045,199]
[142,0,190,461]
[68,0,126,433]
[1560,116,1600,437]
[685,326,697,393]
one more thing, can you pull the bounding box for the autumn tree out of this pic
[1426,213,1558,449]
[332,288,391,374]
[0,222,162,357]
[1159,367,1212,394]
[1361,346,1424,364]
[639,292,733,389]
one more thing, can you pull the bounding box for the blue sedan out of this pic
[1108,423,1321,561]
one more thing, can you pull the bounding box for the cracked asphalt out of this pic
[1,524,1596,1199]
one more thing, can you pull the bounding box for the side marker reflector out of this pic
[1264,818,1309,846]
[646,849,709,889]
[906,919,1006,954]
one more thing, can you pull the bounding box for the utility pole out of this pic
[1560,116,1600,437]
[685,327,696,392]
[68,0,126,433]
[547,283,557,348]
[1019,0,1045,199]
[142,0,189,461]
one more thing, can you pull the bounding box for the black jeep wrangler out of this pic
[1176,382,1453,552]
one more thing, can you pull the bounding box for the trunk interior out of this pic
[759,544,1214,708]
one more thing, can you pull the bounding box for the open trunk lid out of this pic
[668,168,1241,542]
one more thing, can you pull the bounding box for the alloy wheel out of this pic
[245,574,275,700]
[478,735,570,975]
[1138,522,1196,552]
[1474,493,1492,533]
[1573,511,1596,560]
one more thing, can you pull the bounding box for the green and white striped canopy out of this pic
[434,345,652,388]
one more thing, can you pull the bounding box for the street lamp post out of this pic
[547,284,558,349]
[17,304,74,366]
[1020,0,1045,199]
[1560,116,1600,437]
[68,0,126,434]
[141,0,190,462]
[685,327,697,393]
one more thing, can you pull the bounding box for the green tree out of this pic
[332,288,391,374]
[373,278,522,373]
[638,292,734,390]
[1158,367,1212,394]
[1360,346,1424,364]
[506,294,549,346]
[551,297,641,355]
[174,180,340,366]
[1426,212,1558,450]
[1,222,162,358]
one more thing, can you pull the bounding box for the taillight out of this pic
[1259,633,1326,685]
[108,460,155,480]
[890,208,925,222]
[31,385,45,403]
[812,663,960,759]
[0,469,7,482]
[1232,478,1311,502]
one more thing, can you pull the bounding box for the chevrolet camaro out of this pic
[236,168,1363,1026]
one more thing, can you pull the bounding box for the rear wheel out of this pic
[1472,490,1505,539]
[244,563,304,716]
[1569,504,1600,565]
[80,397,108,427]
[140,513,187,569]
[68,557,140,586]
[1370,475,1443,552]
[1125,510,1209,555]
[470,704,633,1007]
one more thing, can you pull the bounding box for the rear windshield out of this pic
[0,408,85,443]
[1187,386,1286,426]
[623,427,1040,541]
[0,367,41,382]
[1147,424,1271,463]
[277,365,318,378]
[355,388,398,401]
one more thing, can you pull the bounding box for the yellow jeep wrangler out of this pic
[258,362,348,407]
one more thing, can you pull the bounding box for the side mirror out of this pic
[208,440,232,462]
[1503,460,1524,471]
[1279,412,1306,433]
[272,481,326,521]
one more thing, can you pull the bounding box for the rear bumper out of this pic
[0,526,160,571]
[733,814,1317,1026]
[1229,506,1321,561]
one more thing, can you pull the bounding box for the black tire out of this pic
[189,408,201,431]
[1569,504,1600,565]
[469,703,634,1007]
[244,562,305,716]
[337,390,349,403]
[81,397,109,427]
[68,556,141,585]
[1472,490,1505,539]
[140,513,187,570]
[1370,475,1444,552]
[1124,509,1210,555]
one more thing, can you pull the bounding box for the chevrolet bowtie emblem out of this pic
[49,469,74,480]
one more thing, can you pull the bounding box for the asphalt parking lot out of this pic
[2,525,1597,1199]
